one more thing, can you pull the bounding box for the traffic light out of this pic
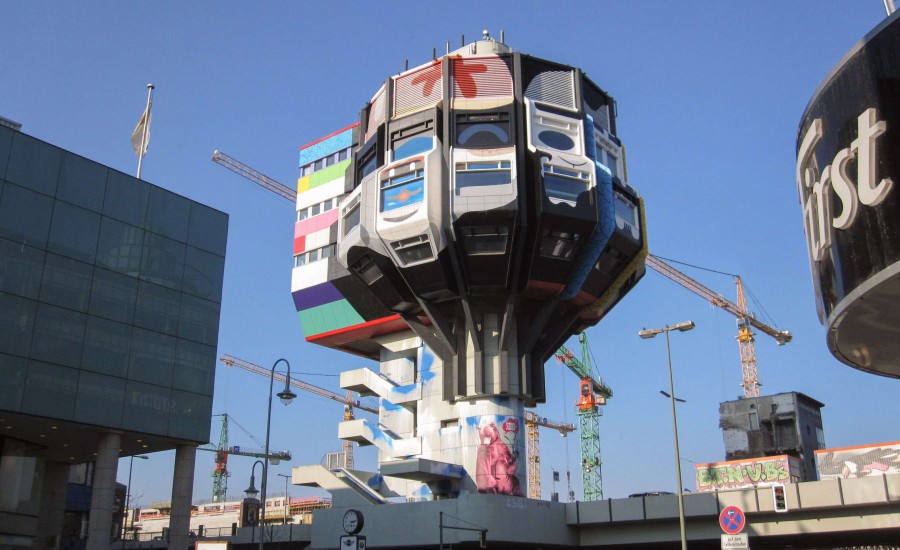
[772,483,788,513]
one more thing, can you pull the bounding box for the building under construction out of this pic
[718,392,825,482]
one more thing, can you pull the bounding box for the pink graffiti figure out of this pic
[475,422,523,496]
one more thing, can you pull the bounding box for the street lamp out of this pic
[246,460,263,498]
[276,474,291,525]
[639,320,695,550]
[123,455,149,542]
[260,358,297,550]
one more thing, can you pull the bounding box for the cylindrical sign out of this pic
[796,12,900,378]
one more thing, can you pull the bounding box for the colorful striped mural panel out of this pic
[296,160,350,196]
[298,125,355,166]
[297,298,365,337]
[295,208,340,237]
[293,235,306,255]
[291,281,346,311]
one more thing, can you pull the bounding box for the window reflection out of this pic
[169,390,212,440]
[82,316,131,377]
[47,201,101,264]
[0,238,44,300]
[141,233,186,291]
[57,152,107,212]
[174,340,215,395]
[178,294,220,346]
[89,268,138,324]
[123,380,171,435]
[75,371,125,427]
[129,327,175,386]
[30,303,86,367]
[22,360,78,418]
[0,293,36,357]
[0,353,27,411]
[6,133,62,196]
[0,183,54,248]
[96,217,144,277]
[134,281,181,336]
[40,254,93,313]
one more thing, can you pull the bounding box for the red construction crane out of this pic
[645,254,792,398]
[198,413,292,502]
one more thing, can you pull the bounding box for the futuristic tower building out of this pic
[290,36,646,500]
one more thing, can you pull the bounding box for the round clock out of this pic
[342,508,364,534]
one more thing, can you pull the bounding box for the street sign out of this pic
[339,535,366,549]
[721,533,749,549]
[719,505,746,534]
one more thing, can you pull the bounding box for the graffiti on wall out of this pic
[816,442,900,480]
[695,455,800,492]
[474,417,523,496]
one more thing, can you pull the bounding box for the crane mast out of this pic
[198,413,293,502]
[212,414,229,502]
[524,411,575,499]
[554,334,612,501]
[645,254,791,398]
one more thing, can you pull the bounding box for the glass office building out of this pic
[0,124,227,549]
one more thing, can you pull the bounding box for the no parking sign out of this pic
[719,505,745,534]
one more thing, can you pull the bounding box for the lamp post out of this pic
[245,460,263,545]
[260,358,297,550]
[276,474,291,525]
[246,460,263,499]
[123,455,149,541]
[639,320,695,550]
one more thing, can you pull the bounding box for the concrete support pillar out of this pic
[86,432,122,550]
[167,444,197,550]
[34,461,71,550]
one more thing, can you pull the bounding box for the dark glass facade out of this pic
[797,12,900,377]
[0,125,227,442]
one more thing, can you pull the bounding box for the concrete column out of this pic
[168,444,197,550]
[34,461,71,550]
[86,432,122,550]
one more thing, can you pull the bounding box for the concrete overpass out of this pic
[178,475,899,549]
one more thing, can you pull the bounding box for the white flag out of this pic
[131,106,151,156]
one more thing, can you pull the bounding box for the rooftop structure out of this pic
[719,392,825,482]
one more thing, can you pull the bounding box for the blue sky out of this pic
[2,2,896,506]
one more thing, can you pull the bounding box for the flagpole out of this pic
[136,83,154,180]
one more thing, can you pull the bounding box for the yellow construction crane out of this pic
[524,411,575,500]
[219,354,378,470]
[211,150,296,202]
[645,254,792,398]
